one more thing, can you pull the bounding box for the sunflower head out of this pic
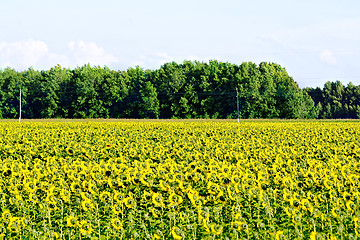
[79,220,93,235]
[171,226,183,240]
[275,230,286,240]
[2,210,11,222]
[66,216,78,228]
[111,218,123,231]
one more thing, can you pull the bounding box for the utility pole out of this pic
[19,88,21,122]
[236,87,239,122]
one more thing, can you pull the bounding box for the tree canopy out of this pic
[0,61,358,119]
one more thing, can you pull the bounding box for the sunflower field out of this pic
[0,120,359,239]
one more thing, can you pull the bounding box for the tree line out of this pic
[304,81,360,119]
[0,60,359,119]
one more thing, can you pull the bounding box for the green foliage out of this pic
[0,68,23,118]
[140,81,160,118]
[1,60,358,119]
[306,81,360,119]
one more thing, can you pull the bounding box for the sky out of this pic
[0,0,359,88]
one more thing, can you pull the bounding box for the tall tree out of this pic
[0,68,23,118]
[343,82,360,118]
[321,81,345,118]
[139,80,160,118]
[22,68,44,118]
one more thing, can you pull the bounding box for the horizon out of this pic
[1,0,359,88]
[0,60,358,90]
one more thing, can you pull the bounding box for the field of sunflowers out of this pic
[0,120,359,239]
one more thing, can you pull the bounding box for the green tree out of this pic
[0,68,23,118]
[237,62,262,118]
[121,66,146,118]
[322,81,345,118]
[343,82,360,118]
[139,81,159,118]
[72,64,114,118]
[153,62,186,118]
[41,64,73,118]
[21,67,43,118]
[258,62,279,118]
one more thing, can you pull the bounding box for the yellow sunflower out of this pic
[66,216,78,228]
[111,217,123,231]
[79,220,93,235]
[171,226,183,240]
[275,230,286,240]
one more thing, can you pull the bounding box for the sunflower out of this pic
[153,233,162,239]
[82,180,90,190]
[24,180,37,193]
[227,184,237,196]
[198,208,209,221]
[331,207,341,218]
[152,192,164,208]
[310,231,317,240]
[124,196,136,209]
[207,181,219,195]
[108,178,122,189]
[28,193,39,204]
[230,175,241,185]
[216,190,226,204]
[171,226,183,240]
[142,191,153,203]
[2,209,11,223]
[112,204,122,215]
[284,207,293,218]
[202,218,211,233]
[354,217,360,227]
[88,182,98,195]
[159,180,170,192]
[65,147,75,156]
[81,199,94,211]
[169,192,183,206]
[301,198,313,213]
[292,215,302,225]
[66,216,78,228]
[60,189,71,203]
[114,191,124,204]
[45,193,57,204]
[275,230,286,240]
[70,182,81,193]
[99,191,112,203]
[346,200,355,211]
[179,212,186,223]
[111,217,123,231]
[150,207,160,218]
[290,198,300,209]
[283,191,292,202]
[79,220,93,235]
[210,223,223,235]
[231,220,245,231]
[49,231,60,239]
[7,217,22,233]
[80,192,91,201]
[9,194,23,206]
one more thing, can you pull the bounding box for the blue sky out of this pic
[1,0,359,88]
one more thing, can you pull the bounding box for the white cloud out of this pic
[0,39,49,69]
[320,49,337,65]
[132,52,173,68]
[67,40,118,67]
[0,39,119,70]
